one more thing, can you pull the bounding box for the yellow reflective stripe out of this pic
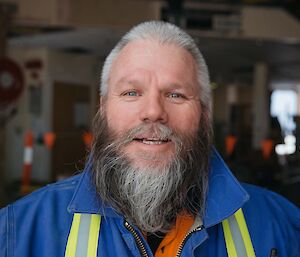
[234,209,256,257]
[87,214,101,257]
[65,213,81,257]
[222,219,238,257]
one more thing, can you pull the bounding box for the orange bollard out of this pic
[21,130,34,195]
[225,135,237,156]
[262,139,274,160]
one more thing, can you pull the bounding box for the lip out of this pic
[130,137,173,150]
[140,139,169,145]
[133,137,171,144]
[124,137,175,162]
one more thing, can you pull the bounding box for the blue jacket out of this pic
[1,151,300,257]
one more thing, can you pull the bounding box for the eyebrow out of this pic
[114,78,143,88]
[166,82,194,90]
[114,77,198,95]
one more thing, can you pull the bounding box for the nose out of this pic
[139,93,168,123]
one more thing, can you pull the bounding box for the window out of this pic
[271,90,297,155]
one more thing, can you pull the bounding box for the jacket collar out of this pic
[68,148,249,225]
[67,160,121,218]
[203,149,249,228]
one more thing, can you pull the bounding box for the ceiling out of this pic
[8,27,300,87]
[190,34,300,85]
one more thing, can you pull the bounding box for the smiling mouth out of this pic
[133,138,171,145]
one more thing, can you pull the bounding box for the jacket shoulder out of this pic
[0,206,7,256]
[12,172,82,208]
[0,172,84,257]
[243,183,300,222]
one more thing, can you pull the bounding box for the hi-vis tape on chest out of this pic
[222,209,256,257]
[65,208,256,257]
[65,214,101,257]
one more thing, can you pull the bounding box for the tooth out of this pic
[142,139,163,145]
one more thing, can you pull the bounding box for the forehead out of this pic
[108,39,199,92]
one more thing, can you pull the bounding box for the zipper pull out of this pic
[124,220,149,257]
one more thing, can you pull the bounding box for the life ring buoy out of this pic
[0,58,24,107]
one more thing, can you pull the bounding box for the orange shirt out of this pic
[153,214,195,257]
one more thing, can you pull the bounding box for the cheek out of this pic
[105,101,139,134]
[168,105,201,134]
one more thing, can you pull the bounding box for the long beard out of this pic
[91,109,212,233]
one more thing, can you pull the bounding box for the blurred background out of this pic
[0,0,300,208]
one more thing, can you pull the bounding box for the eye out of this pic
[122,90,139,97]
[168,92,186,99]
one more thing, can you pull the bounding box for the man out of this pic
[0,21,300,257]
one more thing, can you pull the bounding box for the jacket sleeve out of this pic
[260,188,300,256]
[272,192,300,256]
[0,206,8,257]
[243,184,300,256]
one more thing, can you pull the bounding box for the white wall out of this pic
[5,47,49,182]
[5,47,98,183]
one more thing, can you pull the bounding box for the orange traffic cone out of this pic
[43,132,56,149]
[225,135,237,156]
[83,132,93,149]
[262,139,274,160]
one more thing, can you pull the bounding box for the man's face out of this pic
[102,40,201,169]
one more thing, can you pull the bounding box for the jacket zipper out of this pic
[175,225,204,257]
[124,221,204,257]
[124,221,149,257]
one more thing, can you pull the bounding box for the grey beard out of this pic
[91,109,212,233]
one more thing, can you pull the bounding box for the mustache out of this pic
[111,123,184,149]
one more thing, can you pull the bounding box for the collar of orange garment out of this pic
[144,212,195,257]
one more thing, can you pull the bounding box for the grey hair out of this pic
[100,20,211,108]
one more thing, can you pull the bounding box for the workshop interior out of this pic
[0,0,300,208]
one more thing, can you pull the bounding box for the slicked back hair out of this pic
[100,21,211,112]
